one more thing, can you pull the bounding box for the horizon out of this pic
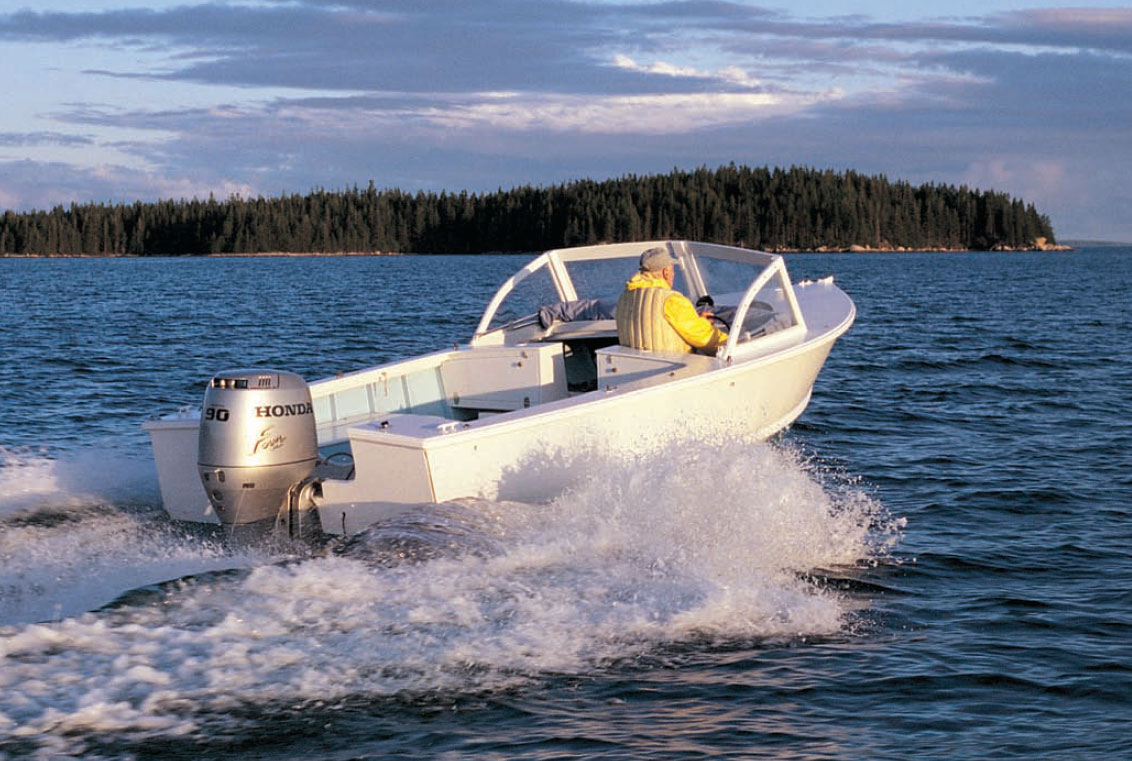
[1,1,1130,241]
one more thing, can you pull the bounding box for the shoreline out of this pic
[0,244,1078,259]
[0,250,405,259]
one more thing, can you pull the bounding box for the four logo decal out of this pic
[252,426,287,455]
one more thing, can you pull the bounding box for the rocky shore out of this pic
[772,236,1073,253]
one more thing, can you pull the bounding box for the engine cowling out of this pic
[197,369,318,525]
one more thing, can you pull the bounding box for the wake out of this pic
[0,438,899,757]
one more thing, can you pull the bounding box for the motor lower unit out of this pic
[197,369,318,525]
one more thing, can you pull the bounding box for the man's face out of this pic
[662,265,675,287]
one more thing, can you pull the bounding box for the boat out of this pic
[144,240,855,536]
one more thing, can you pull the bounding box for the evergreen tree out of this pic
[0,165,1060,256]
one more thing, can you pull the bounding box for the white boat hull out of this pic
[144,241,854,536]
[316,335,834,534]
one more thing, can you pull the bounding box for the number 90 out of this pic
[204,407,230,422]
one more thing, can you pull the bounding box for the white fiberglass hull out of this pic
[144,241,854,536]
[315,332,837,534]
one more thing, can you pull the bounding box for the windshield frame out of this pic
[472,240,805,361]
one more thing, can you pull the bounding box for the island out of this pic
[0,165,1060,257]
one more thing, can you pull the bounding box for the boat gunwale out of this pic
[142,277,855,444]
[346,300,854,449]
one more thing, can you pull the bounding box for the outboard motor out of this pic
[197,369,318,525]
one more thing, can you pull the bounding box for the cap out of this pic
[639,246,677,272]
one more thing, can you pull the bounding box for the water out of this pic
[1,249,1130,760]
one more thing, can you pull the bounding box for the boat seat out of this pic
[593,345,721,390]
[440,342,568,411]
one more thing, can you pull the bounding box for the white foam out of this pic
[0,439,895,755]
[0,446,158,518]
[0,447,269,626]
[0,446,68,517]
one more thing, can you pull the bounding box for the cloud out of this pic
[410,90,827,134]
[915,48,1132,133]
[611,54,764,89]
[0,2,651,95]
[994,7,1132,52]
[0,131,94,147]
[0,2,1130,239]
[960,157,1067,202]
[0,157,253,211]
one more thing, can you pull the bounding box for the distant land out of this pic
[1,164,1058,257]
[1061,239,1130,248]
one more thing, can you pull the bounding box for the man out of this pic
[616,246,727,354]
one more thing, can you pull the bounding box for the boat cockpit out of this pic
[299,241,813,441]
[469,240,806,388]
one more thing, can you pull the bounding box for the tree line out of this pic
[0,164,1056,256]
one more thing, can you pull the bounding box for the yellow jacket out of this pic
[616,273,728,353]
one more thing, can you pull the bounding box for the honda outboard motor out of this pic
[198,370,318,525]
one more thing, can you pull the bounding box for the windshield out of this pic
[485,265,560,331]
[694,256,763,302]
[563,256,690,301]
[476,242,785,341]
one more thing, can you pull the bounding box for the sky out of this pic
[1,1,1130,241]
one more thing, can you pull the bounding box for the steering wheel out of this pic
[707,313,731,330]
[696,294,730,330]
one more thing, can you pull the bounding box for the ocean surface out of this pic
[0,248,1129,760]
